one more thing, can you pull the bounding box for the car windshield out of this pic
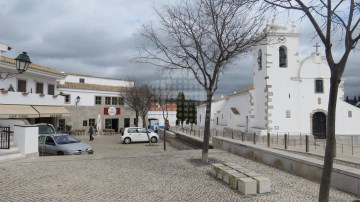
[53,135,80,145]
[38,125,55,134]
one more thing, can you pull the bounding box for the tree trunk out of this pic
[163,125,167,151]
[319,72,340,202]
[142,115,152,146]
[135,112,139,127]
[202,93,213,163]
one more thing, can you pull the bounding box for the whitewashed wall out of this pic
[148,110,177,127]
[58,88,123,107]
[0,61,65,105]
[61,75,134,87]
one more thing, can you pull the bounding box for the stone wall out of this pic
[212,136,360,196]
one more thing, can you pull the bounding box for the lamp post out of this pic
[0,52,31,80]
[75,96,81,132]
[76,96,81,105]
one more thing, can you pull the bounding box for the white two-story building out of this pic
[0,46,69,128]
[0,42,136,134]
[57,73,135,133]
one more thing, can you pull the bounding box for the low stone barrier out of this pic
[212,136,360,196]
[211,162,271,195]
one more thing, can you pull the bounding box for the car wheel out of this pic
[124,138,131,144]
[151,137,157,143]
[57,151,64,155]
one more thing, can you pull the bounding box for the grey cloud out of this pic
[0,0,359,100]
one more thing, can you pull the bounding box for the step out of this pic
[0,147,23,162]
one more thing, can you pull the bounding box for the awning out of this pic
[32,105,70,118]
[0,105,39,118]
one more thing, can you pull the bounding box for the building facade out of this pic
[197,23,360,137]
[57,73,136,133]
[148,103,177,129]
[0,42,136,133]
[0,49,69,127]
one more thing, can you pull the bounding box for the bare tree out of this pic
[154,88,173,151]
[124,83,155,145]
[124,85,142,127]
[136,0,269,163]
[264,1,360,201]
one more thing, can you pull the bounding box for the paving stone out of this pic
[235,167,251,173]
[217,167,232,180]
[222,169,238,184]
[228,165,244,170]
[211,163,226,177]
[223,162,237,167]
[244,171,261,178]
[238,177,257,195]
[253,176,271,194]
[229,172,247,190]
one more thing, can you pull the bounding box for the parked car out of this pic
[38,134,94,155]
[121,127,158,144]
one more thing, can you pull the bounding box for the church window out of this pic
[257,49,262,70]
[230,107,240,115]
[348,111,352,118]
[315,79,324,93]
[286,110,291,118]
[279,46,287,67]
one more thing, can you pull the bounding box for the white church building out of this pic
[197,23,360,138]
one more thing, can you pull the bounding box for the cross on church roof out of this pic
[313,43,321,53]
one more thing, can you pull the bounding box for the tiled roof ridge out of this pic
[65,72,133,82]
[0,56,63,76]
[238,84,254,94]
[57,82,129,92]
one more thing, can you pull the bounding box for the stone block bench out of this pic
[211,163,271,195]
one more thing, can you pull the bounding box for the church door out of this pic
[312,112,326,139]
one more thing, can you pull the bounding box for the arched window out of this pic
[257,49,262,70]
[279,46,287,67]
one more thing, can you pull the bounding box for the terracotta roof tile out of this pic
[0,56,63,76]
[149,103,177,111]
[57,82,128,92]
[65,72,133,82]
[238,85,254,94]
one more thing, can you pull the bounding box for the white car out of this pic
[121,127,158,144]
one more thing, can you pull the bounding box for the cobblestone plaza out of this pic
[0,135,358,202]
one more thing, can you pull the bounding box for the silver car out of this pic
[38,134,94,155]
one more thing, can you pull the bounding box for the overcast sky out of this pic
[0,0,359,100]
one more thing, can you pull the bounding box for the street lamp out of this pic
[0,52,31,80]
[15,52,31,73]
[76,96,81,105]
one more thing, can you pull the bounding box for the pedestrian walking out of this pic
[88,125,94,141]
[154,123,158,133]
